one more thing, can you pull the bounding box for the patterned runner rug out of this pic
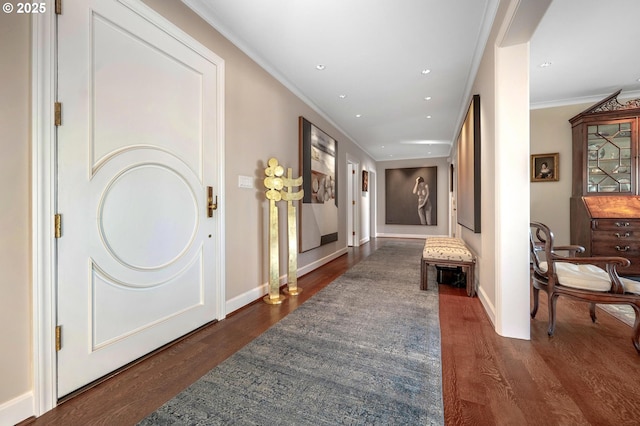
[599,304,635,327]
[139,240,444,425]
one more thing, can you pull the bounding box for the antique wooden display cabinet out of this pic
[570,90,640,275]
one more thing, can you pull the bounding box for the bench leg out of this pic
[420,258,428,290]
[421,258,475,296]
[465,264,475,297]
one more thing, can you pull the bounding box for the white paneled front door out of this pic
[56,0,224,397]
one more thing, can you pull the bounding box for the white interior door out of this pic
[368,170,376,239]
[347,163,355,246]
[56,0,224,397]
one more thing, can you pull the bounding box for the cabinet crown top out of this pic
[570,90,640,124]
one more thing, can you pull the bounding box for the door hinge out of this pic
[352,231,355,236]
[352,200,355,205]
[54,214,62,238]
[55,0,62,15]
[352,169,355,174]
[55,325,62,351]
[54,102,62,126]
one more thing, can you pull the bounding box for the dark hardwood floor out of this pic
[21,239,640,426]
[440,281,640,425]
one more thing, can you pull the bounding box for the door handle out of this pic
[207,186,218,217]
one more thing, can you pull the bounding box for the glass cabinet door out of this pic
[586,122,632,193]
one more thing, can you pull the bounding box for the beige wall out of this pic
[0,10,32,408]
[530,103,590,245]
[456,0,505,312]
[455,0,533,338]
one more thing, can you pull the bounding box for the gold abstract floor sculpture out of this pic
[263,158,304,304]
[282,167,303,296]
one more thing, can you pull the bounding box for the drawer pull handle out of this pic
[615,245,630,252]
[615,222,631,227]
[614,232,631,238]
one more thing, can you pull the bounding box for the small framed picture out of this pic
[362,170,369,192]
[531,153,559,182]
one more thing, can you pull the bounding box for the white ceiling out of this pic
[183,0,640,161]
[530,0,640,109]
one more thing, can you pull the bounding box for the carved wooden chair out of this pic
[529,221,640,354]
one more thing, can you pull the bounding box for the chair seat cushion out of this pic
[540,261,640,294]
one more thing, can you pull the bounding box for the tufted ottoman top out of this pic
[423,237,474,262]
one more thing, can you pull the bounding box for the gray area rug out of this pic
[602,275,639,326]
[600,304,635,327]
[139,240,444,425]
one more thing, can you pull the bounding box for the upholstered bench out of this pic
[421,237,476,297]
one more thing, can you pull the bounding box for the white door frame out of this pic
[32,5,57,414]
[347,162,354,246]
[31,0,226,414]
[346,155,359,247]
[368,170,377,239]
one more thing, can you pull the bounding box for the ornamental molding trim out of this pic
[592,94,640,113]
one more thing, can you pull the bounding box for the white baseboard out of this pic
[225,283,269,315]
[297,247,348,277]
[0,391,34,426]
[477,284,496,327]
[376,233,448,239]
[225,247,349,315]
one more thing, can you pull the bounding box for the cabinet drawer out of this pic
[592,240,639,255]
[591,243,640,275]
[591,241,640,268]
[592,219,640,231]
[592,228,638,242]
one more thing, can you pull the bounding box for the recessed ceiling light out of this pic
[426,115,432,119]
[421,69,431,75]
[338,94,347,99]
[316,64,326,70]
[355,114,362,118]
[539,62,552,68]
[424,97,432,101]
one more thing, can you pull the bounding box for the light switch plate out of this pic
[238,175,254,189]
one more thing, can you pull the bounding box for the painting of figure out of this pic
[385,167,437,226]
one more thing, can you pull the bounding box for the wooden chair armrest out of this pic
[553,255,630,268]
[552,245,585,256]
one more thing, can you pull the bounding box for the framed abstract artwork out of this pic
[456,94,481,233]
[299,117,338,252]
